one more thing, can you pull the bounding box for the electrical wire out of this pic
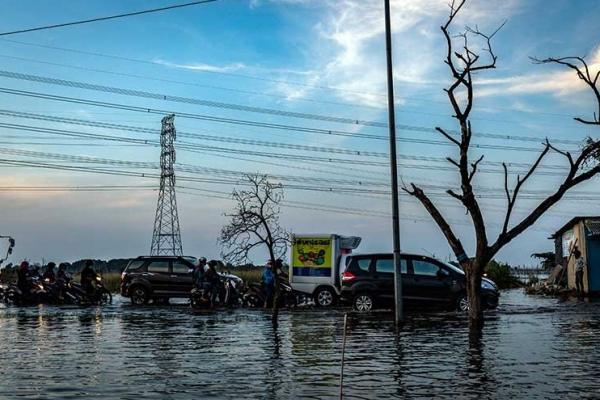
[0,0,218,37]
[0,70,587,146]
[0,87,577,153]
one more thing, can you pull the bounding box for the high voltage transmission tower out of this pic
[150,114,183,256]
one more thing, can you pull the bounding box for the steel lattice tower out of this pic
[150,114,183,256]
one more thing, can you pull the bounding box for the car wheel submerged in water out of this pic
[456,293,469,312]
[314,287,336,307]
[130,286,149,305]
[353,293,374,312]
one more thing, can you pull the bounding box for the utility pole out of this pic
[151,114,183,256]
[384,0,403,323]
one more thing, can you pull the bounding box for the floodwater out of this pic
[0,290,599,399]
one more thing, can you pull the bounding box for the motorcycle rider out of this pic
[262,260,275,308]
[17,261,30,297]
[193,257,207,300]
[42,262,56,283]
[80,259,97,296]
[57,263,69,283]
[204,260,220,304]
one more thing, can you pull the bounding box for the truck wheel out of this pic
[353,293,374,312]
[314,287,336,307]
[130,286,149,305]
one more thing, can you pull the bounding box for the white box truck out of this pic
[289,233,361,307]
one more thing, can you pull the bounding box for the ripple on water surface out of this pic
[1,290,599,399]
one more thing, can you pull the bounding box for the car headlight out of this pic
[481,280,495,290]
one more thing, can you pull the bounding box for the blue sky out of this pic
[0,0,599,266]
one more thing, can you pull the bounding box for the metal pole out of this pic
[384,0,403,324]
[339,313,348,400]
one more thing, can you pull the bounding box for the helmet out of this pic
[47,262,56,269]
[198,257,207,265]
[208,260,218,268]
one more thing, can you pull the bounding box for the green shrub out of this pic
[485,260,523,289]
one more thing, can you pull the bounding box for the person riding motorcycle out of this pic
[193,257,207,288]
[57,263,69,283]
[204,260,221,303]
[42,262,56,284]
[80,260,97,296]
[16,261,30,296]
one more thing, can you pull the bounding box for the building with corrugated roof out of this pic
[551,216,600,294]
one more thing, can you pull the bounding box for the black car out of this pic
[121,256,244,305]
[120,256,198,305]
[339,253,499,312]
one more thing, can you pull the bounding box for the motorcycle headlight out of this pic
[481,280,495,290]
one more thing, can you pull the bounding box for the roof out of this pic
[586,220,600,236]
[550,216,600,239]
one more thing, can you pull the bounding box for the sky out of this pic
[0,0,599,266]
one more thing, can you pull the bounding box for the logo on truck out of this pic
[292,237,332,277]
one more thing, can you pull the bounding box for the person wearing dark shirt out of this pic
[42,262,56,283]
[193,257,207,289]
[57,263,69,283]
[80,260,97,295]
[204,260,220,303]
[17,261,30,295]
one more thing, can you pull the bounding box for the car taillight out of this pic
[341,271,356,282]
[121,272,127,281]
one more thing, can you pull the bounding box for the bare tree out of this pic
[219,174,289,321]
[219,174,288,265]
[404,0,600,326]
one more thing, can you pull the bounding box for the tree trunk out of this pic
[465,260,484,328]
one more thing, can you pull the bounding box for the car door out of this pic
[171,258,194,296]
[373,255,407,303]
[145,260,171,294]
[410,256,453,304]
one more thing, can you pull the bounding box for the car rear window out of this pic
[126,260,144,271]
[147,261,169,273]
[375,258,407,273]
[349,257,371,273]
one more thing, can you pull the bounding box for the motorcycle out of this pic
[191,274,243,310]
[243,280,298,308]
[74,275,112,305]
[5,277,49,305]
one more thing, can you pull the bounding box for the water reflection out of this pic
[0,291,600,399]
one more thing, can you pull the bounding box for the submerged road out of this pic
[0,290,599,399]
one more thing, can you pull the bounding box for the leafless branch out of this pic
[403,183,467,261]
[532,56,600,125]
[219,173,289,265]
[435,126,461,146]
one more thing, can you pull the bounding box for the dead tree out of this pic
[219,174,288,319]
[404,0,600,326]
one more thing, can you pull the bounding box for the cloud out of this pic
[476,46,600,98]
[253,0,523,108]
[153,59,247,73]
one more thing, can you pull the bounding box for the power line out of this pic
[0,108,580,171]
[0,53,383,111]
[0,69,587,146]
[4,146,600,199]
[0,87,577,153]
[0,0,218,37]
[0,38,583,121]
[0,122,588,177]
